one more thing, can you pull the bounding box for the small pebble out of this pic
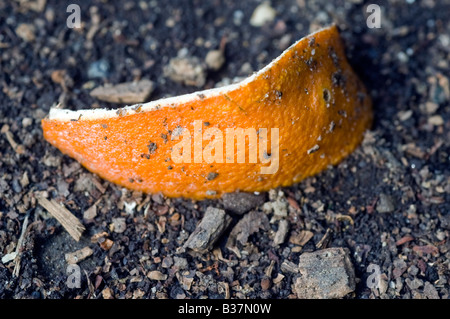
[88,59,110,79]
[233,10,244,26]
[376,193,395,213]
[428,115,444,126]
[423,101,439,114]
[164,53,206,87]
[112,217,127,233]
[261,276,272,291]
[250,2,277,27]
[205,50,225,71]
[22,117,33,128]
[397,51,409,63]
[15,23,36,42]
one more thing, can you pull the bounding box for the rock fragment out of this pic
[90,79,154,104]
[83,204,97,222]
[250,2,277,27]
[376,193,395,213]
[293,247,356,299]
[15,23,36,42]
[205,50,225,71]
[112,217,127,233]
[88,59,110,79]
[164,51,207,87]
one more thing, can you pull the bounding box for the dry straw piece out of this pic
[37,196,85,241]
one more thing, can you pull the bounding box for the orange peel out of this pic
[42,25,372,199]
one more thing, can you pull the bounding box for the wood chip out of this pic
[65,246,94,264]
[91,231,108,243]
[280,260,299,274]
[219,282,230,299]
[273,219,289,246]
[101,287,114,299]
[315,228,333,249]
[412,244,439,257]
[226,210,269,249]
[396,235,414,246]
[83,204,97,221]
[289,230,313,247]
[91,177,106,194]
[1,252,17,264]
[184,207,232,253]
[176,270,195,290]
[20,171,29,188]
[37,196,85,241]
[403,143,426,159]
[99,238,114,251]
[90,79,154,104]
[286,196,301,211]
[147,270,168,281]
[273,273,285,284]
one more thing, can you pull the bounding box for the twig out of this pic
[12,214,29,277]
[1,124,25,154]
[316,228,333,250]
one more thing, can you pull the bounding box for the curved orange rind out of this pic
[42,25,372,199]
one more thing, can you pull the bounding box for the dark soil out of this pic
[0,0,449,299]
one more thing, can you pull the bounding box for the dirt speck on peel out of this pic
[0,0,449,300]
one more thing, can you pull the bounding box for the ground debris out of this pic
[111,217,127,233]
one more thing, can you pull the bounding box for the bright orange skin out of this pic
[42,26,372,199]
